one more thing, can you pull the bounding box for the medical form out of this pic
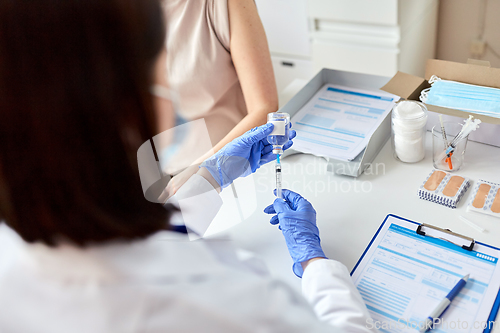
[291,84,398,161]
[352,215,500,333]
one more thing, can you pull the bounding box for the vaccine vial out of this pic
[267,112,290,155]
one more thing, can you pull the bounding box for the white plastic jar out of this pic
[391,101,428,163]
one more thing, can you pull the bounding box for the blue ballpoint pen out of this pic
[420,274,469,332]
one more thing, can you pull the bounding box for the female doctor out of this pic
[0,0,372,332]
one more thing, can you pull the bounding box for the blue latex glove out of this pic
[201,123,296,189]
[264,189,327,278]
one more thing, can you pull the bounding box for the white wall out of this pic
[437,0,500,68]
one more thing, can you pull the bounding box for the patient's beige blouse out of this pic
[164,0,247,146]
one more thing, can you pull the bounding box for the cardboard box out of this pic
[280,68,394,177]
[381,59,500,147]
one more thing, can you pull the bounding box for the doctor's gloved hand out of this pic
[200,123,296,189]
[264,189,327,278]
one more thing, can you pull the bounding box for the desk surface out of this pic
[217,132,500,326]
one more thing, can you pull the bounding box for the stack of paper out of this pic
[291,84,399,161]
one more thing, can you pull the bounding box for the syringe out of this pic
[436,115,481,164]
[276,154,282,199]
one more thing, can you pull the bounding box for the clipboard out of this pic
[351,214,500,333]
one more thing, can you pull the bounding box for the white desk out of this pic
[218,132,500,311]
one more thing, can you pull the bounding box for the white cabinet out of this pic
[255,0,314,94]
[308,0,439,77]
[255,0,310,58]
[308,0,399,26]
[256,0,439,93]
[270,55,313,96]
[312,21,400,76]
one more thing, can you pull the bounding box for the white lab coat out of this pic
[0,175,372,333]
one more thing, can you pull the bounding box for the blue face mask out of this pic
[420,75,500,117]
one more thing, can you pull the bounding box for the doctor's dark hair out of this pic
[0,0,174,246]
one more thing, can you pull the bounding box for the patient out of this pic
[157,0,279,194]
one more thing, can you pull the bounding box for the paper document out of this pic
[291,84,398,161]
[352,215,500,333]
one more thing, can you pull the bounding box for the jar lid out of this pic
[393,100,427,120]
